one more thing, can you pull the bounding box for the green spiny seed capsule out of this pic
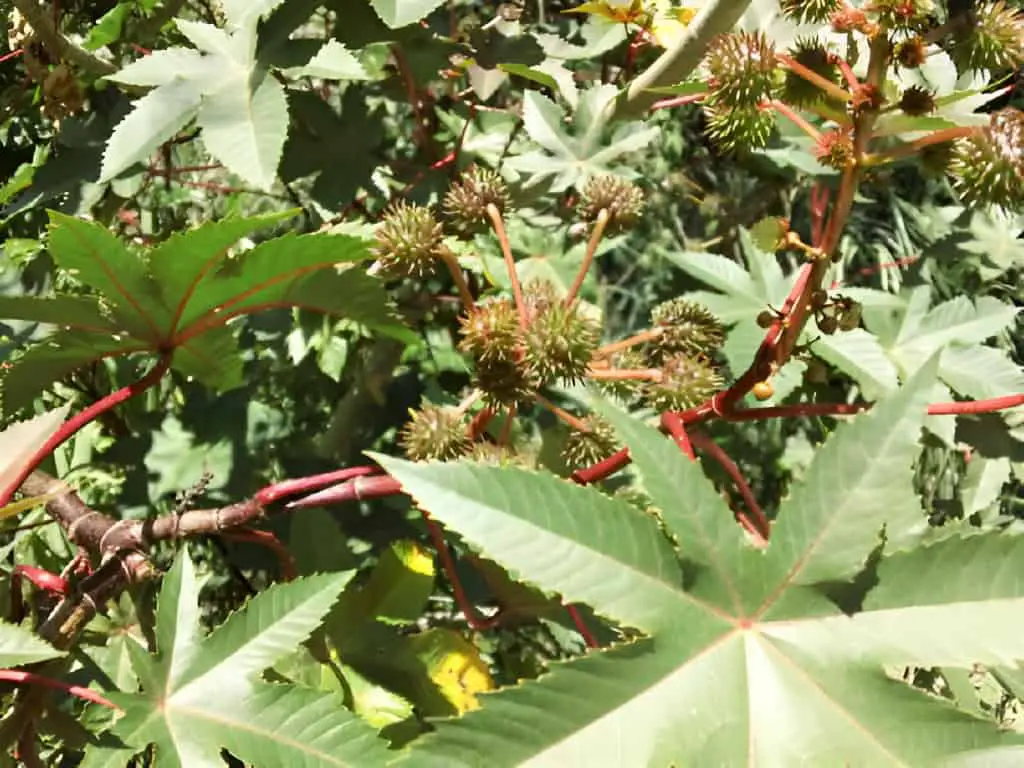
[522,282,600,384]
[463,442,535,468]
[704,32,778,109]
[443,167,511,236]
[458,297,522,364]
[895,37,927,68]
[597,349,647,401]
[577,175,645,232]
[374,201,443,278]
[704,104,776,152]
[949,108,1024,211]
[475,357,538,407]
[399,404,469,461]
[782,38,839,107]
[562,415,619,469]
[920,141,955,177]
[949,0,1024,75]
[779,0,840,23]
[814,129,855,171]
[649,299,725,360]
[899,85,936,116]
[643,353,724,411]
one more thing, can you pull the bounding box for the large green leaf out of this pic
[380,356,1024,766]
[81,548,389,767]
[0,214,398,407]
[101,13,290,190]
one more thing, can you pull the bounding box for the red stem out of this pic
[566,605,598,648]
[256,466,378,505]
[423,513,500,631]
[285,474,401,509]
[12,565,67,596]
[0,356,171,508]
[220,530,296,581]
[649,93,706,112]
[0,670,119,711]
[689,431,770,543]
[0,49,23,65]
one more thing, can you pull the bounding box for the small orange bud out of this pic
[752,381,774,401]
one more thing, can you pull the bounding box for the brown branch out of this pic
[12,0,117,76]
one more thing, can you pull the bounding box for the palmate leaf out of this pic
[507,89,658,192]
[380,355,1024,766]
[81,548,390,767]
[0,212,399,412]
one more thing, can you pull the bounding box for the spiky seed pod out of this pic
[374,202,443,278]
[899,85,936,116]
[643,354,724,412]
[949,108,1024,211]
[782,38,839,107]
[458,298,522,364]
[464,442,535,468]
[814,129,855,170]
[780,0,840,23]
[577,176,645,232]
[475,357,539,407]
[443,167,511,236]
[949,1,1024,74]
[522,284,600,384]
[895,37,927,68]
[920,141,955,177]
[400,405,469,461]
[704,105,776,152]
[596,349,647,401]
[704,32,778,109]
[562,416,619,469]
[649,299,725,360]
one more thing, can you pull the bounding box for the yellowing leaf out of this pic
[407,629,494,713]
[648,3,700,48]
[0,404,69,505]
[562,0,649,25]
[0,493,60,522]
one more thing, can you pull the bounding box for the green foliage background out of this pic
[0,0,1021,765]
